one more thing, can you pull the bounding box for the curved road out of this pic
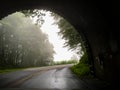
[19,67,88,89]
[0,64,108,90]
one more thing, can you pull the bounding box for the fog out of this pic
[0,12,55,67]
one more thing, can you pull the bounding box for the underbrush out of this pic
[71,63,90,78]
[71,53,91,78]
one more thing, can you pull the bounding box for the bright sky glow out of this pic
[40,11,79,61]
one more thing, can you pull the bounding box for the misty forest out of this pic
[0,10,85,69]
[0,11,56,68]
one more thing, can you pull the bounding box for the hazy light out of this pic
[40,11,79,61]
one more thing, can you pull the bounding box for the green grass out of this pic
[70,52,92,78]
[71,63,90,78]
[0,68,25,74]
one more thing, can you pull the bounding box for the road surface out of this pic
[0,64,109,90]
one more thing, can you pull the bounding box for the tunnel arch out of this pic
[0,1,118,83]
[0,9,90,66]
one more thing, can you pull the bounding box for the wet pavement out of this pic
[0,65,110,90]
[19,67,89,89]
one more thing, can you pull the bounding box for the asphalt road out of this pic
[0,64,109,90]
[19,67,89,90]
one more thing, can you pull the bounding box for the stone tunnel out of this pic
[0,0,118,84]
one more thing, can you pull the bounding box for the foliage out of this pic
[71,53,90,78]
[21,9,46,27]
[54,60,78,65]
[0,12,55,68]
[80,52,89,64]
[51,12,86,56]
[71,63,90,78]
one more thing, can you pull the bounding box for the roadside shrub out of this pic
[71,63,90,78]
[80,52,89,64]
[71,53,91,78]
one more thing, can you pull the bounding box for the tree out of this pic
[51,13,86,58]
[21,9,46,27]
[0,12,55,68]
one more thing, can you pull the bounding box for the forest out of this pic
[0,12,55,68]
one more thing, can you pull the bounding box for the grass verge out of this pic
[71,63,91,79]
[0,68,25,74]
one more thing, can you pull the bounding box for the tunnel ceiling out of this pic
[0,0,113,53]
[0,0,111,32]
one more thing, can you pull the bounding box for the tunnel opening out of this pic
[0,8,98,89]
[0,9,90,69]
[0,8,96,81]
[0,8,98,87]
